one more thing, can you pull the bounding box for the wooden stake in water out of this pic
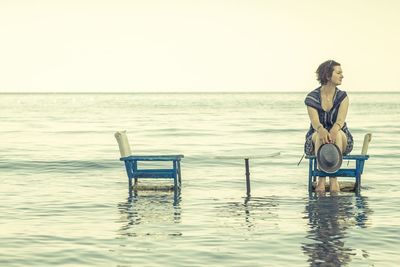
[245,158,251,196]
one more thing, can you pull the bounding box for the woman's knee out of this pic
[313,132,325,155]
[335,130,347,152]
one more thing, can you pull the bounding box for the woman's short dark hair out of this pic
[316,60,341,85]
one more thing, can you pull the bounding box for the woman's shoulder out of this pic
[332,88,349,107]
[307,86,321,97]
[336,87,347,94]
[305,86,322,109]
[335,87,348,101]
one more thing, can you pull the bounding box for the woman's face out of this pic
[330,66,344,85]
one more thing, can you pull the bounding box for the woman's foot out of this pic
[315,177,326,193]
[329,177,340,193]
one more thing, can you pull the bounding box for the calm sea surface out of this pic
[1,92,399,266]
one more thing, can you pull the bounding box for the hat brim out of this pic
[317,143,343,174]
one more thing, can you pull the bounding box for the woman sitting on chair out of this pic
[304,60,354,193]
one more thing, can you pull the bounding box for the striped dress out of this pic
[304,87,353,156]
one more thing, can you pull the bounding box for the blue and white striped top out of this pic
[305,86,348,131]
[304,86,354,155]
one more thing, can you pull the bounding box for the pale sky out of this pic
[1,0,399,92]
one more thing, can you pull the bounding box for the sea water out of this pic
[1,92,399,266]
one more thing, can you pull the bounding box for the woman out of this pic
[304,60,353,193]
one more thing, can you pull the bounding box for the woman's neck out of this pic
[321,83,335,94]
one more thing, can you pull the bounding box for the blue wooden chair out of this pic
[306,133,372,193]
[115,131,184,193]
[120,155,184,191]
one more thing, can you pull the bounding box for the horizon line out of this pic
[1,90,399,94]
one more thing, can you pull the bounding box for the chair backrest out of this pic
[114,131,132,157]
[361,133,372,155]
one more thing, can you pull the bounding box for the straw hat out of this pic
[317,143,342,173]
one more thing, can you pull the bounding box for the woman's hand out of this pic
[329,128,339,143]
[318,127,331,144]
[329,123,342,144]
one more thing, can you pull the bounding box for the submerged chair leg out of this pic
[355,159,363,193]
[308,158,313,193]
[124,161,132,193]
[173,160,178,190]
[177,160,182,188]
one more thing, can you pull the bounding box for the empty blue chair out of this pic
[121,155,184,191]
[115,131,184,192]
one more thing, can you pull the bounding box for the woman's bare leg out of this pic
[329,131,348,193]
[313,133,326,193]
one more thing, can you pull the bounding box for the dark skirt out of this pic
[304,127,353,156]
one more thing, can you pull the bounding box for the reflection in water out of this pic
[117,190,181,237]
[302,194,372,266]
[218,196,279,230]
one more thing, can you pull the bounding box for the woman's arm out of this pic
[330,96,349,142]
[334,96,349,130]
[307,106,322,130]
[307,106,330,144]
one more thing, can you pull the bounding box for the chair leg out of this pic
[173,160,178,190]
[124,161,132,193]
[132,161,138,187]
[128,177,132,194]
[355,174,361,193]
[177,160,182,188]
[308,158,313,193]
[355,160,362,193]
